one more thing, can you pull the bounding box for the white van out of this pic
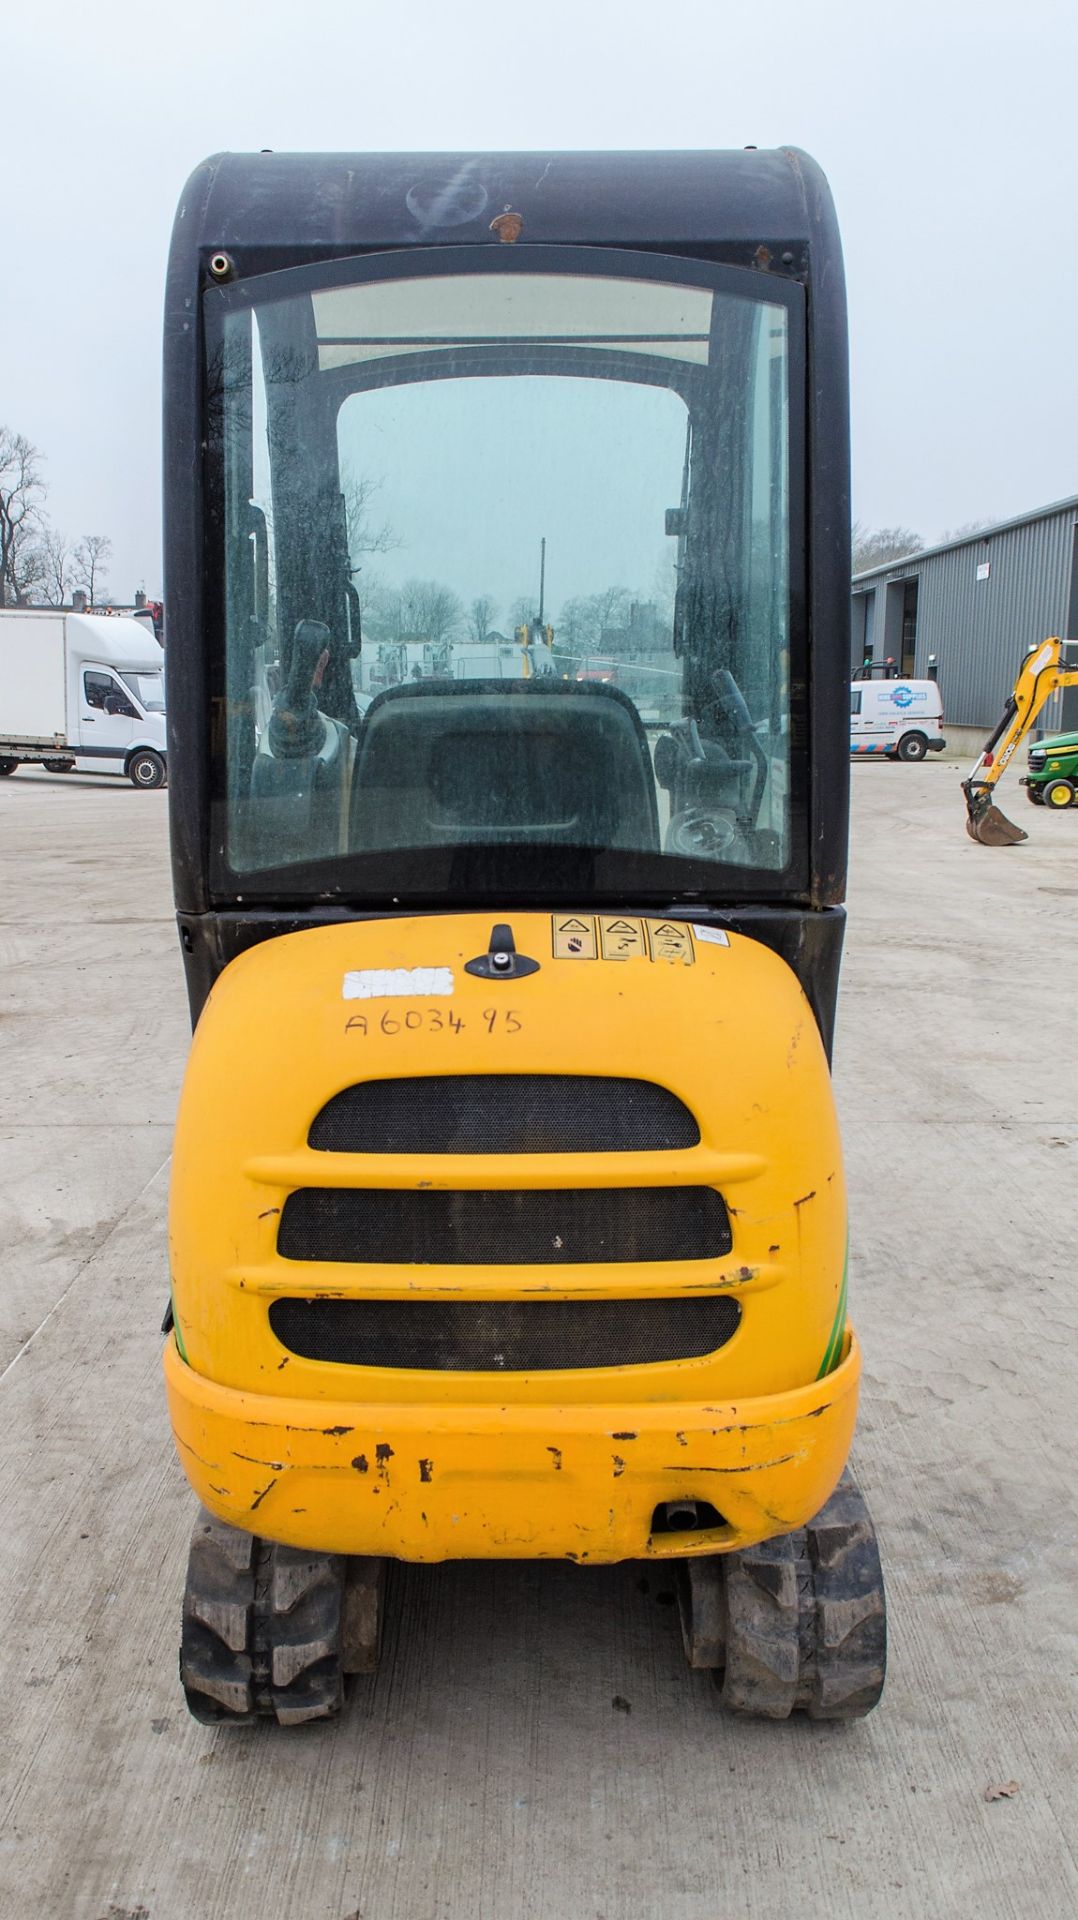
[850,678,945,762]
[0,611,167,788]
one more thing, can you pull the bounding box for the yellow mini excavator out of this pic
[161,149,887,1725]
[963,636,1078,843]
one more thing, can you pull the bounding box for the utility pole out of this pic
[538,537,546,625]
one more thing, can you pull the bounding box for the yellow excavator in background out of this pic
[963,636,1078,843]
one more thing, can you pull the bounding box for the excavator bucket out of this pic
[963,788,1028,845]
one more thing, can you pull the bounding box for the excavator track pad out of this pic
[677,1468,886,1720]
[179,1507,384,1725]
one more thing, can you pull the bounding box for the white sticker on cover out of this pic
[343,967,455,1000]
[693,926,730,947]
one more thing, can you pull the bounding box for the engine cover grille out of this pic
[277,1185,732,1266]
[268,1295,741,1371]
[308,1075,700,1155]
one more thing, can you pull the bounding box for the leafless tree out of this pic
[469,595,497,642]
[395,578,464,644]
[556,596,588,650]
[0,427,47,607]
[592,585,633,638]
[9,540,47,605]
[556,586,633,651]
[342,472,400,570]
[851,522,922,574]
[74,533,113,603]
[39,527,75,606]
[936,518,996,544]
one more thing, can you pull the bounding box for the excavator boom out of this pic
[962,637,1078,843]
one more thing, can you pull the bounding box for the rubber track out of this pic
[720,1469,887,1721]
[180,1508,347,1725]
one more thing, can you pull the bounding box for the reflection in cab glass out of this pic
[212,267,793,888]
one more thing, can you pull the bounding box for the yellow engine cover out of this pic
[165,912,856,1561]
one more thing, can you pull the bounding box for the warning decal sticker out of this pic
[551,917,726,962]
[551,915,598,959]
[599,917,646,961]
[646,922,694,964]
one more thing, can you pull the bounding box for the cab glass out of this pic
[205,252,805,900]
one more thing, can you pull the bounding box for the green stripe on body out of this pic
[816,1244,848,1379]
[170,1287,189,1365]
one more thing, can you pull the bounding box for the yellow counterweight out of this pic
[165,913,855,1563]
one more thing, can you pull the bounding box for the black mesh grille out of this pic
[268,1295,741,1370]
[309,1076,700,1155]
[277,1186,732,1266]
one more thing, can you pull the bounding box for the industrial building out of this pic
[851,493,1078,750]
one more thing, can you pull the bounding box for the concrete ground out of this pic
[1,760,1075,1920]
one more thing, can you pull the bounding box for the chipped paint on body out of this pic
[164,1328,859,1563]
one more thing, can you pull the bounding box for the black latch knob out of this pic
[464,923,541,981]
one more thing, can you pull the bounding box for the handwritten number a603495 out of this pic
[345,1007,521,1038]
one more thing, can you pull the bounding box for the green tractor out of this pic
[1022,730,1078,810]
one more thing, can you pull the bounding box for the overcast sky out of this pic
[339,375,687,615]
[5,0,1076,600]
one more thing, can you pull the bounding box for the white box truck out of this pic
[0,610,167,788]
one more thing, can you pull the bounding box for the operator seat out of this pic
[349,679,660,853]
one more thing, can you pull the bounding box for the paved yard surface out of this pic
[1,761,1075,1920]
